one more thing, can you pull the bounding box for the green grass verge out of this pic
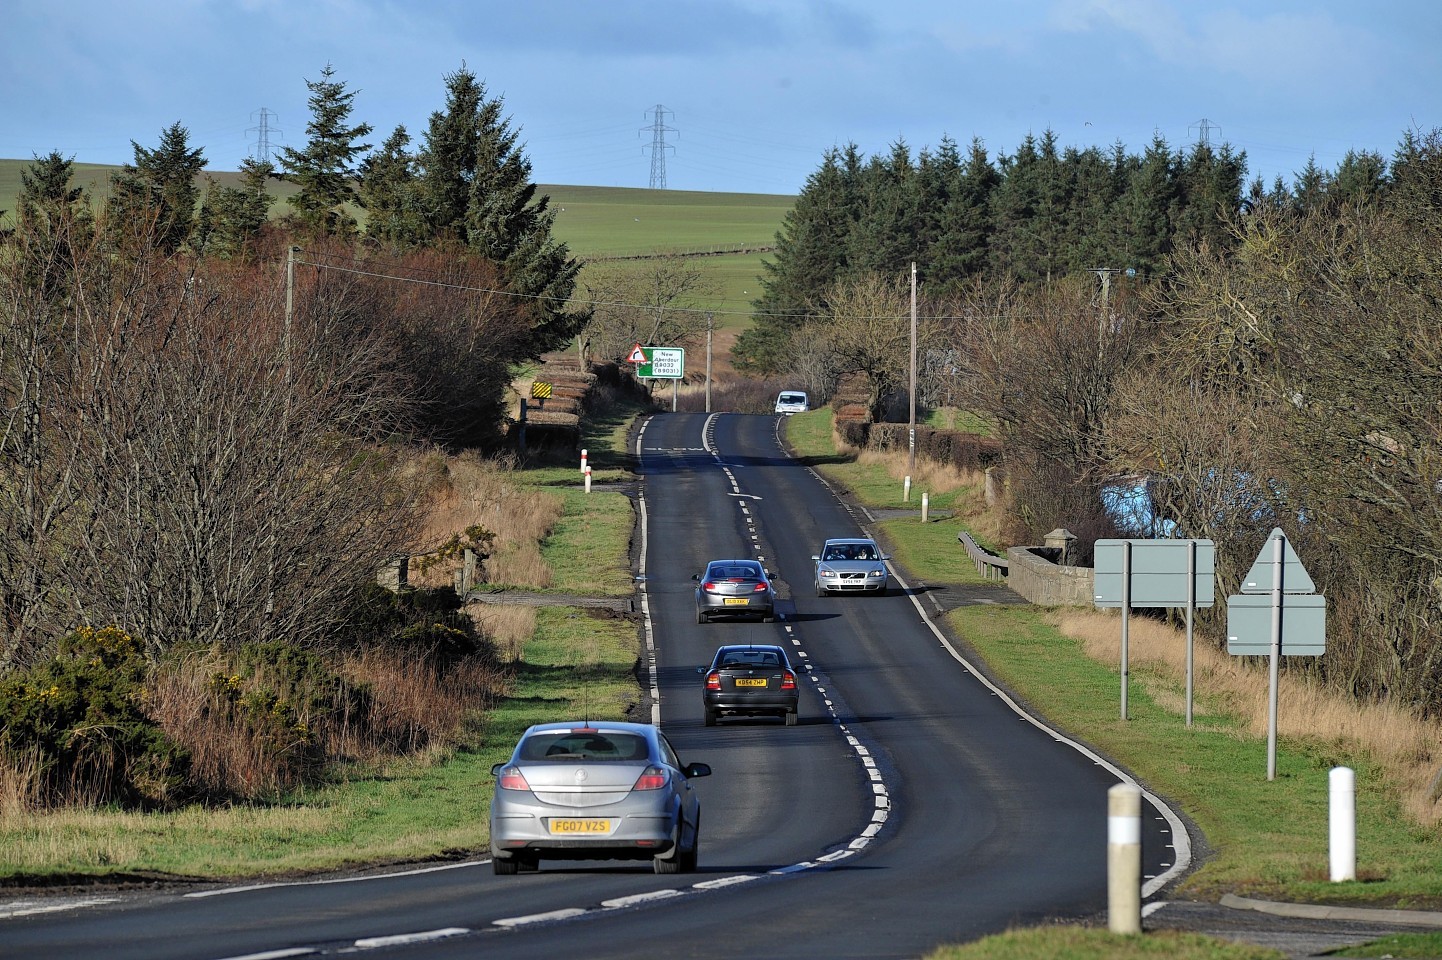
[924,928,1287,960]
[1331,932,1442,957]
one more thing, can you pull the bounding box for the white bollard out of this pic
[921,491,929,523]
[1108,783,1142,935]
[584,464,592,494]
[903,476,912,502]
[1330,766,1356,882]
[580,448,588,473]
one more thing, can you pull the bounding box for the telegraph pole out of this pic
[908,262,917,480]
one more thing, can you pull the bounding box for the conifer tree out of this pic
[927,138,998,290]
[416,67,485,243]
[106,122,206,255]
[846,139,923,276]
[13,152,93,296]
[277,64,373,238]
[1110,134,1176,277]
[360,125,425,247]
[196,157,275,260]
[736,145,862,373]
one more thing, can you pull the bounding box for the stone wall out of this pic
[1004,547,1095,606]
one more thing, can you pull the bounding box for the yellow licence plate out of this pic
[734,678,767,687]
[549,819,611,835]
[723,597,750,606]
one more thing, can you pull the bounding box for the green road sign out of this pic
[639,347,684,379]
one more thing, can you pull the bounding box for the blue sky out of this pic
[3,1,1437,196]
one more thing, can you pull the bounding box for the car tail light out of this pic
[781,670,796,690]
[702,581,717,591]
[496,765,530,791]
[705,670,721,690]
[632,766,669,791]
[753,582,768,592]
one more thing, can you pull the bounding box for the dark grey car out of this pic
[693,559,776,623]
[489,721,710,875]
[701,643,799,726]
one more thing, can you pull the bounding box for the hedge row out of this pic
[838,421,1003,472]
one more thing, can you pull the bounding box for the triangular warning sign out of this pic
[627,344,648,364]
[1240,528,1316,594]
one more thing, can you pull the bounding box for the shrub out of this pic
[0,626,191,809]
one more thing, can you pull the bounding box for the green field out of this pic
[0,159,792,332]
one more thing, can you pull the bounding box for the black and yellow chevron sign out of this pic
[531,381,553,399]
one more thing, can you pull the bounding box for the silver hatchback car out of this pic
[813,537,891,596]
[489,721,710,875]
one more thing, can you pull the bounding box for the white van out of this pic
[774,391,809,414]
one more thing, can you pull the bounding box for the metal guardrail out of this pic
[958,531,1009,580]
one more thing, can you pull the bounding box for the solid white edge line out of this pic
[212,950,318,960]
[187,860,482,898]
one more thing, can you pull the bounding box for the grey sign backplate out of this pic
[1225,592,1327,656]
[1240,528,1316,594]
[1093,539,1216,608]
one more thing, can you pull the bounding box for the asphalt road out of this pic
[0,411,1183,960]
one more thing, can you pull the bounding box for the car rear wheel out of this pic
[679,825,700,873]
[696,609,708,624]
[493,856,520,875]
[703,707,718,727]
[784,708,798,726]
[762,612,775,623]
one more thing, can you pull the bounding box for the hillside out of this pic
[0,159,792,332]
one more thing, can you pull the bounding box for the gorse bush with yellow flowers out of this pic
[0,627,191,809]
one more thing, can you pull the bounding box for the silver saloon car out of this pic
[489,721,710,875]
[813,537,891,596]
[693,559,776,623]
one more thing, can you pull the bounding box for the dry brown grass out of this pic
[1054,608,1442,825]
[146,641,510,799]
[463,603,537,661]
[405,450,562,590]
[855,445,1012,545]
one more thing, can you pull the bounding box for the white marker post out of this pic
[903,476,912,502]
[580,448,587,473]
[1108,783,1142,934]
[584,464,592,494]
[921,491,929,523]
[1330,766,1356,882]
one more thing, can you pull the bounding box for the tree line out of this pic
[744,126,1442,716]
[0,64,584,805]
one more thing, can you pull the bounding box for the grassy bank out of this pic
[780,407,1442,959]
[0,430,646,884]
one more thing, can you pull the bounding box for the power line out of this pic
[639,104,677,189]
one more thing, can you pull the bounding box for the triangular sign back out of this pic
[1240,528,1316,594]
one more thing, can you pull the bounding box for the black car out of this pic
[693,559,776,623]
[701,644,799,726]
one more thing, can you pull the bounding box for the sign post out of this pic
[1226,528,1326,780]
[1095,538,1215,723]
[633,346,685,411]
